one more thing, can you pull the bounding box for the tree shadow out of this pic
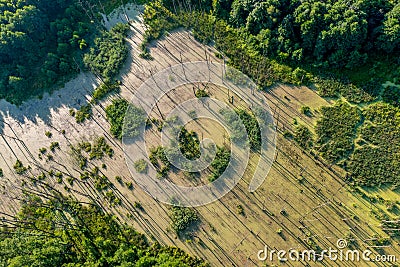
[0,72,97,135]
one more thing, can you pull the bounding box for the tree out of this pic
[229,0,255,27]
[245,0,281,35]
[379,4,400,53]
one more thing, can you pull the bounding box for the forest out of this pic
[0,0,130,104]
[0,194,208,266]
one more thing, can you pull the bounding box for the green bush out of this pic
[84,23,129,80]
[294,125,313,149]
[134,159,148,173]
[50,142,60,152]
[170,206,199,235]
[195,89,209,98]
[347,103,400,186]
[75,104,92,123]
[209,146,230,182]
[178,127,201,160]
[13,160,27,175]
[105,99,146,140]
[91,81,120,103]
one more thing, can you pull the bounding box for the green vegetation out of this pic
[74,104,92,123]
[236,204,245,216]
[0,195,208,266]
[209,146,230,182]
[149,146,170,178]
[314,76,377,103]
[89,136,114,159]
[105,98,129,139]
[315,101,361,163]
[347,103,400,187]
[105,100,147,140]
[170,206,199,236]
[0,1,132,105]
[0,168,3,177]
[84,23,130,80]
[300,106,312,116]
[195,88,209,98]
[142,0,400,106]
[311,101,400,187]
[178,127,201,160]
[236,109,261,151]
[71,136,113,171]
[294,125,313,150]
[134,159,148,173]
[382,84,400,107]
[115,175,123,184]
[0,0,93,104]
[91,81,120,103]
[49,141,60,152]
[220,108,261,151]
[13,160,27,175]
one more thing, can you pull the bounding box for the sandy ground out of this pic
[0,3,398,267]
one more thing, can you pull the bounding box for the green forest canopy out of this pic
[209,0,400,69]
[0,0,94,104]
[0,195,209,266]
[0,0,130,105]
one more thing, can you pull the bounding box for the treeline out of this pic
[163,0,400,69]
[0,0,94,104]
[142,0,400,103]
[0,0,131,105]
[0,194,209,266]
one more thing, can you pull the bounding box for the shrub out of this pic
[89,136,113,160]
[105,99,129,139]
[134,159,148,173]
[209,146,230,182]
[195,89,209,98]
[178,127,200,160]
[170,206,199,235]
[91,81,120,103]
[14,160,27,175]
[315,101,361,163]
[125,181,133,190]
[83,23,130,80]
[300,106,312,116]
[75,104,92,123]
[294,125,313,149]
[115,176,122,183]
[50,142,60,151]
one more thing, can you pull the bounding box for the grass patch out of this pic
[315,101,361,163]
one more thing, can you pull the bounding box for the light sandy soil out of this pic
[0,4,398,267]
